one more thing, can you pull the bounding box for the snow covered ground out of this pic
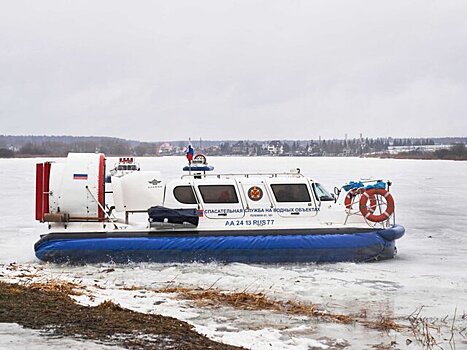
[1,156,466,349]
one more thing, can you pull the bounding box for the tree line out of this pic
[1,135,465,159]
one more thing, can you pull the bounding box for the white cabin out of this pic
[36,154,392,233]
[112,170,373,231]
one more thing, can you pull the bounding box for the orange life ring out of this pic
[344,188,377,212]
[359,188,395,222]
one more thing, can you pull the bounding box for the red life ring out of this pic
[194,154,207,164]
[359,188,395,222]
[344,188,377,212]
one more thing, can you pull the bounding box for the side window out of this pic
[173,186,197,204]
[198,185,239,204]
[313,183,334,201]
[271,184,311,202]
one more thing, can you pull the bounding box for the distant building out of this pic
[387,144,450,154]
[159,142,173,155]
[267,141,284,155]
[306,142,321,156]
[231,141,249,155]
[204,145,222,156]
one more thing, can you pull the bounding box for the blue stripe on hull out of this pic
[35,225,404,264]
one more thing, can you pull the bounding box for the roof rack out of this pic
[181,170,306,180]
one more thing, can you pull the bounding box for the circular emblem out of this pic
[248,186,263,201]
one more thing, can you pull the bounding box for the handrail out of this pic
[233,178,247,218]
[85,186,119,229]
[181,171,307,180]
[237,180,250,210]
[189,181,203,211]
[261,180,275,208]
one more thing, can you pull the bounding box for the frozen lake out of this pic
[1,156,466,349]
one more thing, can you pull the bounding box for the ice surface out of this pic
[1,157,467,349]
[0,323,121,349]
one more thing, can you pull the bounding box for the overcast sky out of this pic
[1,1,466,141]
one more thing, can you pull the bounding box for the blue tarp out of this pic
[342,181,364,191]
[343,180,386,191]
[365,181,386,190]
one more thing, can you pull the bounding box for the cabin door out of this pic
[267,181,318,218]
[238,181,273,210]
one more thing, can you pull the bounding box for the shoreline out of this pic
[2,153,467,161]
[0,280,244,350]
[1,259,465,350]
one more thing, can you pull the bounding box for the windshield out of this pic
[313,183,334,201]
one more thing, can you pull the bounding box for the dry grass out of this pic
[363,315,403,331]
[27,279,86,296]
[155,286,467,348]
[405,306,467,350]
[29,280,466,349]
[155,286,355,325]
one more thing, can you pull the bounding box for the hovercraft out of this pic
[34,153,405,264]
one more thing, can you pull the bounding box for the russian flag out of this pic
[186,144,194,162]
[73,173,88,180]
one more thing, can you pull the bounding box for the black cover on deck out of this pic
[148,206,199,226]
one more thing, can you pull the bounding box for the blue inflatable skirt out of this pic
[34,225,405,264]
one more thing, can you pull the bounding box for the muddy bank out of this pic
[0,281,244,350]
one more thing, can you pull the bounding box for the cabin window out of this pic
[117,165,137,171]
[173,186,197,204]
[271,184,311,202]
[198,185,239,204]
[313,183,334,201]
